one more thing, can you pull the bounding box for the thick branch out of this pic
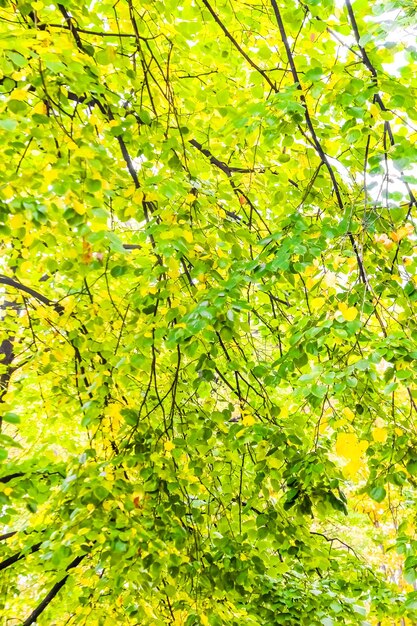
[0,275,64,314]
[0,472,25,484]
[22,555,85,626]
[189,139,233,177]
[0,542,42,572]
[0,531,17,541]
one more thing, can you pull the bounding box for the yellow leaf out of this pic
[32,100,47,115]
[318,418,329,434]
[9,213,25,229]
[343,458,363,478]
[164,440,175,452]
[342,407,355,421]
[346,257,357,272]
[51,348,65,362]
[132,190,144,203]
[338,302,358,321]
[42,168,58,185]
[242,414,255,426]
[306,276,318,289]
[390,224,413,242]
[1,185,15,200]
[106,403,122,418]
[372,427,388,443]
[18,260,32,274]
[336,432,358,458]
[310,297,326,311]
[11,88,28,101]
[369,103,380,119]
[73,200,86,215]
[336,432,368,460]
[182,230,193,243]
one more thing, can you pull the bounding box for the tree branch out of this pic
[0,531,17,541]
[0,542,42,572]
[270,0,368,285]
[0,472,25,484]
[45,23,156,39]
[200,0,276,91]
[22,555,85,626]
[0,275,64,314]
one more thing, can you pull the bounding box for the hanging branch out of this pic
[270,0,368,285]
[200,0,277,91]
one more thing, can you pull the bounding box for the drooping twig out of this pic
[270,0,368,285]
[201,0,277,91]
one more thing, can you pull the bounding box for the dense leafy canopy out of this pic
[1,0,417,623]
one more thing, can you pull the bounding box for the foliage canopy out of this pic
[1,0,417,623]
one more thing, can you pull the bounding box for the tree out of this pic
[1,0,417,623]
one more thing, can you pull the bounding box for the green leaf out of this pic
[0,119,18,131]
[369,486,386,503]
[2,412,20,424]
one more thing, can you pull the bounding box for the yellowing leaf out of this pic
[310,297,326,311]
[336,432,358,457]
[318,418,329,434]
[306,276,318,289]
[106,403,122,418]
[73,200,86,215]
[242,413,255,426]
[369,103,380,118]
[336,432,368,460]
[342,407,355,421]
[182,230,193,243]
[32,100,48,115]
[9,213,25,229]
[132,190,144,203]
[390,224,414,242]
[372,427,388,443]
[338,302,358,321]
[164,440,175,452]
[343,458,364,478]
[11,88,28,101]
[346,257,357,272]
